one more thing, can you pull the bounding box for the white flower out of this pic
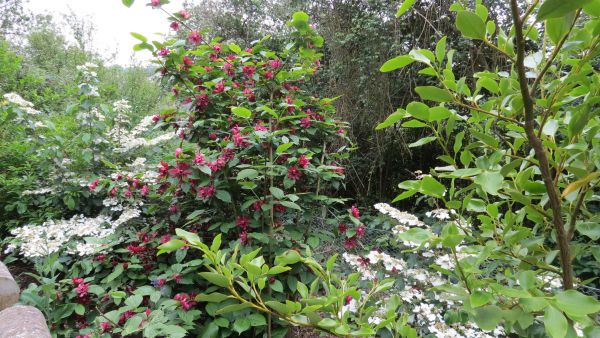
[426,208,454,220]
[374,203,426,227]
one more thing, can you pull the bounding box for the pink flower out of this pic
[356,224,366,238]
[150,0,160,7]
[198,185,215,200]
[175,148,183,158]
[236,215,250,230]
[178,9,190,19]
[252,200,265,211]
[119,310,135,325]
[212,44,221,52]
[88,179,99,191]
[194,152,205,165]
[338,223,347,233]
[345,295,353,305]
[159,235,171,244]
[174,293,196,311]
[300,117,311,128]
[208,133,217,140]
[183,56,193,66]
[273,204,286,213]
[242,65,256,77]
[72,277,84,285]
[188,31,202,45]
[254,122,268,132]
[127,245,145,254]
[337,129,345,134]
[213,81,225,94]
[169,204,178,213]
[76,283,89,299]
[288,166,302,181]
[158,47,170,56]
[264,70,274,79]
[298,154,310,168]
[268,59,282,69]
[100,322,111,332]
[351,205,360,218]
[343,236,358,250]
[168,162,191,178]
[170,21,179,30]
[141,185,149,196]
[240,231,250,245]
[244,47,253,53]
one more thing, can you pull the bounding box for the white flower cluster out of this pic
[110,115,175,153]
[7,208,140,257]
[342,252,377,280]
[374,203,426,227]
[426,208,455,220]
[21,187,54,196]
[3,93,41,115]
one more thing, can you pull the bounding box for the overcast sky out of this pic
[25,0,187,65]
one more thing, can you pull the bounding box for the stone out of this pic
[0,262,19,311]
[0,305,51,338]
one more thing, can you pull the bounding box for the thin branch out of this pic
[529,10,581,97]
[509,0,573,290]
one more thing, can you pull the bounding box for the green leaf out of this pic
[455,11,487,40]
[198,272,230,288]
[544,306,568,338]
[195,293,230,302]
[396,0,417,17]
[473,305,502,331]
[406,102,430,120]
[474,171,503,195]
[157,239,186,255]
[247,313,266,326]
[276,142,294,154]
[269,187,285,199]
[576,222,600,240]
[215,190,232,203]
[122,0,134,7]
[435,36,447,62]
[268,266,292,275]
[318,318,338,328]
[380,56,415,72]
[537,0,593,20]
[375,109,406,129]
[237,169,259,180]
[130,32,147,42]
[233,318,251,334]
[231,107,252,118]
[421,176,446,198]
[126,294,143,308]
[111,291,126,299]
[546,13,575,44]
[397,228,434,245]
[415,86,453,102]
[216,303,252,314]
[275,250,302,266]
[228,43,241,53]
[555,289,600,316]
[123,316,143,335]
[408,136,437,148]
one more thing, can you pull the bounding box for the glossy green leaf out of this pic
[415,86,454,102]
[396,0,417,17]
[231,106,252,118]
[537,0,593,20]
[198,272,230,288]
[455,11,487,40]
[544,306,568,338]
[555,289,600,316]
[380,56,415,72]
[375,109,406,129]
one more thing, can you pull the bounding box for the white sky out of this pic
[25,0,187,65]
